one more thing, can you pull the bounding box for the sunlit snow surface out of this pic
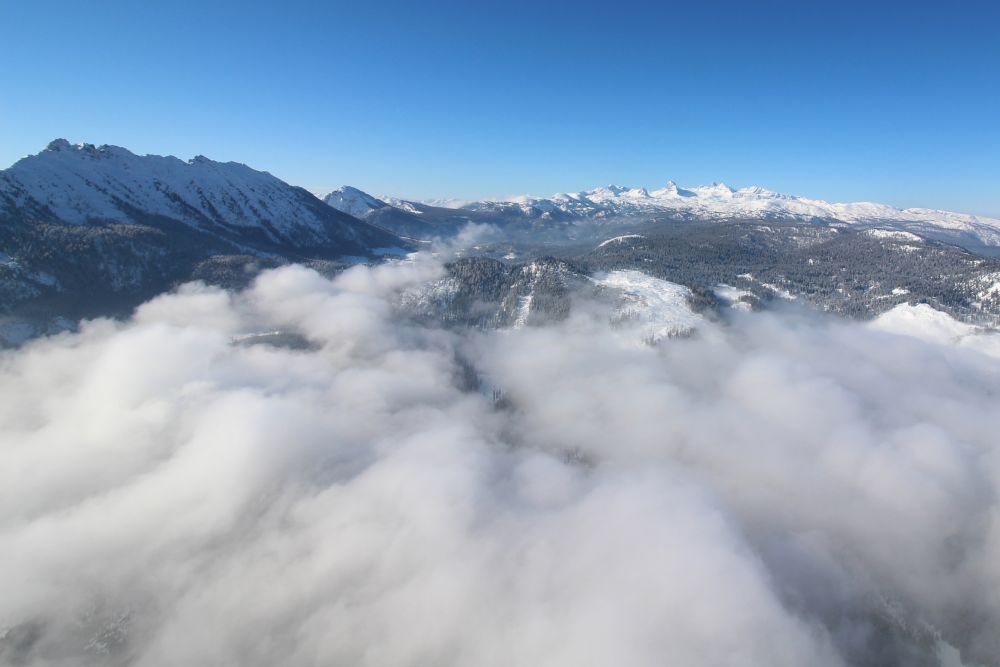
[0,140,405,260]
[2,141,316,233]
[513,294,533,329]
[323,186,388,219]
[593,270,703,343]
[596,234,644,248]
[871,303,1000,359]
[431,180,1000,249]
[863,228,925,242]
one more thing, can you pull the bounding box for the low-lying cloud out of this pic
[2,257,999,666]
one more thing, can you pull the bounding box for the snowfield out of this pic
[597,234,644,248]
[870,303,1000,359]
[594,270,703,343]
[863,229,924,242]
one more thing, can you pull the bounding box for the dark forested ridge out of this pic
[399,220,1000,330]
[578,221,1000,322]
[398,256,587,329]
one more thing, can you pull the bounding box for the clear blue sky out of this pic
[2,0,998,215]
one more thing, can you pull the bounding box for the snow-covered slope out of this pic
[323,185,388,219]
[595,270,703,343]
[870,303,1000,359]
[0,140,409,341]
[320,187,485,240]
[434,180,1000,252]
[0,139,402,254]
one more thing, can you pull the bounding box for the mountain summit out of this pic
[1,140,401,255]
[323,186,389,219]
[0,140,408,340]
[436,181,1000,252]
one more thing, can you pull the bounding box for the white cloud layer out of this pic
[2,259,999,666]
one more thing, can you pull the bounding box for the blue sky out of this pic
[2,0,999,215]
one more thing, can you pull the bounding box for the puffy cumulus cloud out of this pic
[1,259,999,667]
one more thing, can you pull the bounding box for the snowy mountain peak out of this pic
[587,185,630,199]
[30,140,159,166]
[1,140,404,255]
[698,182,735,196]
[442,178,1000,252]
[45,138,72,152]
[323,186,388,219]
[654,180,696,198]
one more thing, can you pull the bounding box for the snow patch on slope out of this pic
[4,141,317,234]
[594,270,703,343]
[870,303,1000,359]
[864,229,924,242]
[513,294,533,329]
[597,234,644,248]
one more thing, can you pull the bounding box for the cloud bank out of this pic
[2,258,999,666]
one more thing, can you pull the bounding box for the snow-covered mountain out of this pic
[1,139,403,255]
[405,181,1000,252]
[0,140,408,341]
[319,180,1000,253]
[594,270,704,343]
[463,180,999,227]
[323,185,389,219]
[322,185,479,239]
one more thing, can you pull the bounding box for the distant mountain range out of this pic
[324,181,1000,253]
[3,139,1000,346]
